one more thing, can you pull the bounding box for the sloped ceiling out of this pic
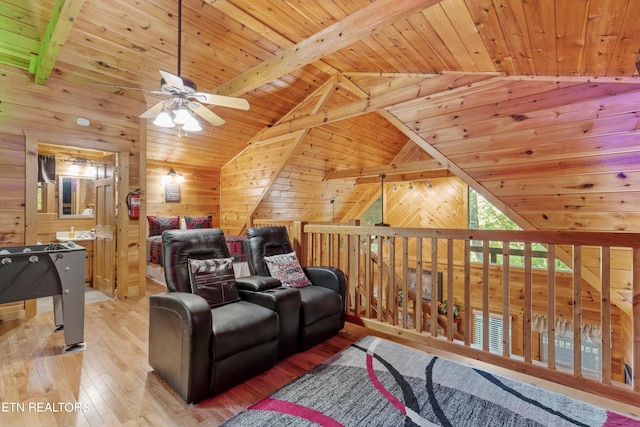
[3,0,640,235]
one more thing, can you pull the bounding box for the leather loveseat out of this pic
[148,228,298,403]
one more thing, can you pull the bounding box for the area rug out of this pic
[37,286,113,313]
[222,336,640,426]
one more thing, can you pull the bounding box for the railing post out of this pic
[294,221,307,266]
[347,220,359,317]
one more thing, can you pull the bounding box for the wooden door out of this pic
[93,154,117,297]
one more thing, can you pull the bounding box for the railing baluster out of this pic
[547,244,556,370]
[431,238,438,336]
[633,248,640,392]
[502,240,510,358]
[365,235,372,318]
[402,237,409,329]
[464,239,471,346]
[573,245,582,376]
[377,236,383,322]
[601,246,611,384]
[416,237,423,333]
[447,239,454,341]
[352,234,361,317]
[482,240,490,353]
[390,236,397,326]
[524,242,532,363]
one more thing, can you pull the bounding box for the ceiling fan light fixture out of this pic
[183,115,202,132]
[173,106,191,125]
[153,109,175,128]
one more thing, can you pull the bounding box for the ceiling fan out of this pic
[95,0,249,130]
[138,70,249,129]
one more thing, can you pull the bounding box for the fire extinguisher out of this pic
[126,189,141,219]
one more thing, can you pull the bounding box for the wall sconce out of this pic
[62,157,96,177]
[161,168,185,184]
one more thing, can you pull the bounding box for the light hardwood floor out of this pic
[1,280,638,426]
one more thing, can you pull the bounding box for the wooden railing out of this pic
[300,223,640,406]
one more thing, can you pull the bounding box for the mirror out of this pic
[59,175,95,218]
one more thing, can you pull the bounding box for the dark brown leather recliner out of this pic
[241,226,347,351]
[148,228,286,403]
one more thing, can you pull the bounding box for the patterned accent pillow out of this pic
[147,215,180,236]
[185,215,213,229]
[187,258,240,308]
[263,252,312,288]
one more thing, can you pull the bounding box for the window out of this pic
[473,310,512,354]
[37,182,47,213]
[361,195,382,226]
[540,334,601,378]
[468,188,569,271]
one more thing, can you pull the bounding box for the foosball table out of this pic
[0,242,86,352]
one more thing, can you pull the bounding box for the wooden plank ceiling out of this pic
[3,0,640,233]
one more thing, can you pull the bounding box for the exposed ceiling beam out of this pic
[356,170,452,184]
[214,0,445,97]
[32,0,86,85]
[325,160,445,180]
[258,73,501,142]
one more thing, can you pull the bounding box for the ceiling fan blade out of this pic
[190,101,225,126]
[139,101,166,118]
[191,92,250,110]
[159,70,185,92]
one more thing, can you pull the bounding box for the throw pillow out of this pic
[188,258,240,308]
[147,215,180,236]
[185,215,213,229]
[263,252,312,288]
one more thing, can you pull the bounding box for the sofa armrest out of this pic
[235,275,281,292]
[303,266,348,328]
[238,287,302,359]
[148,292,212,403]
[303,267,346,296]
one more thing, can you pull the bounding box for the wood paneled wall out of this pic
[145,160,220,229]
[0,133,29,320]
[0,65,144,308]
[0,134,26,246]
